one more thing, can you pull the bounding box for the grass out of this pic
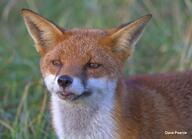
[1,0,192,138]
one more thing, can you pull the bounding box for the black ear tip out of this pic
[138,14,152,25]
[143,14,152,22]
[146,14,152,18]
[21,9,38,16]
[21,8,29,12]
[21,8,30,15]
[146,14,152,20]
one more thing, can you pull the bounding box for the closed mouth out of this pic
[57,91,92,101]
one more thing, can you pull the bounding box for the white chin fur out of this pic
[44,74,117,103]
[51,77,118,139]
[44,74,60,93]
[87,78,117,95]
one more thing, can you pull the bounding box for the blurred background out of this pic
[1,0,192,138]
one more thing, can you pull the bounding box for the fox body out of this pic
[22,9,192,139]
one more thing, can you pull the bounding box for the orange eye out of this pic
[51,60,62,67]
[87,63,101,69]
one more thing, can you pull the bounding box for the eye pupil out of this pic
[87,63,100,69]
[52,60,62,66]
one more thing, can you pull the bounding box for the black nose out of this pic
[57,75,73,88]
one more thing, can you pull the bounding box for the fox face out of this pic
[41,29,120,103]
[22,9,151,104]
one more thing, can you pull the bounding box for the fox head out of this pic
[21,9,151,105]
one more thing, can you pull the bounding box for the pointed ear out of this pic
[103,14,152,61]
[21,9,64,55]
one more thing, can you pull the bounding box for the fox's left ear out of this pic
[21,9,64,55]
[103,14,152,61]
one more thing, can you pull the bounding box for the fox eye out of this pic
[51,60,62,67]
[87,63,101,69]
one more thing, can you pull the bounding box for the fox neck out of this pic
[51,79,122,139]
[114,79,139,139]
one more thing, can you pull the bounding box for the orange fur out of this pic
[115,72,192,139]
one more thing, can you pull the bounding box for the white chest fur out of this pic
[51,95,117,139]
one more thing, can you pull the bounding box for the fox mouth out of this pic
[57,91,92,101]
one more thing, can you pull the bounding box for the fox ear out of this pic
[105,14,152,61]
[21,9,64,55]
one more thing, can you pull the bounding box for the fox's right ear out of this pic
[21,9,64,55]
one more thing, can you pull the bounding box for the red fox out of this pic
[21,9,192,139]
